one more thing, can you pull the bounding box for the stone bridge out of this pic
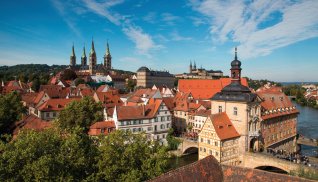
[242,152,307,173]
[177,137,198,154]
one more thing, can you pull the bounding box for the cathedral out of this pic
[69,40,112,75]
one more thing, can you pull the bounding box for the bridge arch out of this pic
[183,146,198,154]
[255,166,288,174]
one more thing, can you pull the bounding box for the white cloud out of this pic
[143,12,157,24]
[81,0,124,25]
[51,0,82,37]
[122,25,163,57]
[171,31,192,41]
[161,13,180,25]
[189,0,318,59]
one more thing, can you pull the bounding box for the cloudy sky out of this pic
[0,0,318,82]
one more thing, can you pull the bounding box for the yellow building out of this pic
[198,112,240,165]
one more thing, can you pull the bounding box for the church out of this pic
[69,40,112,75]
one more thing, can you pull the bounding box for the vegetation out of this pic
[166,128,181,150]
[126,79,136,92]
[247,78,282,90]
[55,97,103,132]
[74,78,85,86]
[0,64,66,83]
[0,128,97,181]
[290,167,318,180]
[61,69,77,80]
[282,85,318,109]
[95,130,169,181]
[0,92,26,134]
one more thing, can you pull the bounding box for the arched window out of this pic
[218,106,222,113]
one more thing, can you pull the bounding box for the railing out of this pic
[249,130,261,137]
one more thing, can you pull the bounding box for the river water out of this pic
[168,102,318,169]
[293,102,318,157]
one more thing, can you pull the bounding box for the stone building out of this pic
[198,112,240,165]
[175,61,223,79]
[112,99,172,145]
[68,40,113,75]
[210,48,262,158]
[257,87,299,153]
[136,66,175,88]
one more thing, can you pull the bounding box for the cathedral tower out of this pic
[103,41,112,70]
[81,45,87,67]
[89,39,97,74]
[70,44,76,67]
[189,61,192,73]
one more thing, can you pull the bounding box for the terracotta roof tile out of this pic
[37,98,80,111]
[178,78,248,100]
[210,112,240,140]
[116,100,162,120]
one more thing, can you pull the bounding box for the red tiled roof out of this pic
[95,91,123,108]
[210,112,240,140]
[37,98,81,111]
[116,100,162,120]
[80,88,95,97]
[13,115,51,137]
[33,91,47,104]
[194,109,210,117]
[21,92,38,105]
[89,121,115,129]
[178,78,248,99]
[162,97,175,111]
[39,85,63,98]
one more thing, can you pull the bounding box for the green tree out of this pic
[94,130,169,181]
[0,128,98,181]
[0,92,26,134]
[74,78,85,86]
[61,69,77,80]
[31,78,41,91]
[166,128,181,150]
[126,79,136,92]
[56,97,103,132]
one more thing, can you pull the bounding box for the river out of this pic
[168,102,318,170]
[293,101,318,157]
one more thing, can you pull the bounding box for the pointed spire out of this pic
[71,43,75,57]
[190,60,192,66]
[106,40,110,56]
[82,45,86,58]
[90,38,95,55]
[235,47,237,60]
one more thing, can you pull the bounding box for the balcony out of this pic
[249,130,261,137]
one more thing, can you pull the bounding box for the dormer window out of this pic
[218,106,222,113]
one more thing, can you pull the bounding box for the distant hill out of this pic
[0,64,67,83]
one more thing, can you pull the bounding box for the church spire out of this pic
[70,43,76,67]
[90,38,95,55]
[104,40,112,70]
[106,40,110,56]
[82,45,86,58]
[234,47,238,60]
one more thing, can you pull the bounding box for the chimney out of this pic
[196,100,199,104]
[142,104,145,116]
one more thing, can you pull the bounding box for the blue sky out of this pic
[0,0,318,82]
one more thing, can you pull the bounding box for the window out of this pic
[53,112,56,117]
[215,152,219,156]
[148,127,152,131]
[201,138,203,142]
[167,116,171,121]
[161,117,165,121]
[233,107,238,116]
[133,128,137,132]
[101,128,105,133]
[200,147,202,151]
[209,150,212,155]
[155,118,158,122]
[203,148,206,152]
[127,121,131,125]
[138,128,142,132]
[160,124,165,129]
[162,134,165,138]
[215,142,218,146]
[207,139,210,144]
[133,120,137,125]
[46,113,50,117]
[218,106,222,113]
[157,135,159,140]
[166,123,170,128]
[154,125,157,131]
